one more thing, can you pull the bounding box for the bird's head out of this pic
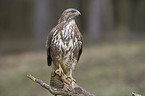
[59,8,81,23]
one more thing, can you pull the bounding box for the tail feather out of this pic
[50,72,64,89]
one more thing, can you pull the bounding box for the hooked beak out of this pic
[76,11,81,16]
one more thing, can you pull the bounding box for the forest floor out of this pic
[0,41,145,96]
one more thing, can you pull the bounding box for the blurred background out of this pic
[0,0,145,96]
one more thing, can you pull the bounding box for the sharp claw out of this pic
[71,78,76,83]
[65,76,76,83]
[73,79,76,83]
[66,76,69,79]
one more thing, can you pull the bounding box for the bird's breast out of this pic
[51,25,78,71]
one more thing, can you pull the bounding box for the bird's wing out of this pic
[46,28,56,66]
[75,25,83,62]
[77,43,83,62]
[46,23,64,66]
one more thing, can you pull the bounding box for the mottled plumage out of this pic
[46,8,83,89]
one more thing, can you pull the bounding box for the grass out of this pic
[0,42,145,96]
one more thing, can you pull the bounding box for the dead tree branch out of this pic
[27,74,95,96]
[132,92,141,96]
[27,64,140,96]
[27,74,142,96]
[27,74,77,96]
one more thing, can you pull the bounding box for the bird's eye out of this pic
[71,10,76,13]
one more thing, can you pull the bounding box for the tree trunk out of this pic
[33,0,58,50]
[87,0,102,44]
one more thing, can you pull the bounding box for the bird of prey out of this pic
[46,8,83,89]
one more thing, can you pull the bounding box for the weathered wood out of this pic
[27,73,95,96]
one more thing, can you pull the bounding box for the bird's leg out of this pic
[55,64,63,76]
[66,69,77,90]
[55,64,76,87]
[66,69,76,83]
